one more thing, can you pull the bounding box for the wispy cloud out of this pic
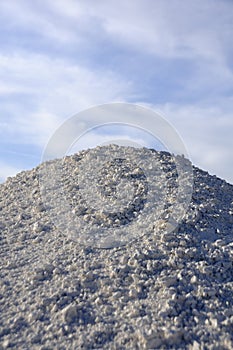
[0,52,132,145]
[154,102,233,183]
[0,160,21,183]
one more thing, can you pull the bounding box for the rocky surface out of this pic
[0,145,232,349]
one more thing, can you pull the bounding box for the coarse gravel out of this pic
[0,145,233,350]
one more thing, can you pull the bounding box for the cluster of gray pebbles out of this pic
[0,145,232,349]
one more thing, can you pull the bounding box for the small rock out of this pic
[63,304,78,324]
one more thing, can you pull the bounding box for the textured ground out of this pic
[0,145,233,349]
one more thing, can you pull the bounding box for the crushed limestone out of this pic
[0,145,232,349]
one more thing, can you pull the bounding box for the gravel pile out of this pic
[0,145,232,349]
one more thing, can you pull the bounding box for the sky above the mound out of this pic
[0,0,233,184]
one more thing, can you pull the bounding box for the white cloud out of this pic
[41,0,230,67]
[1,0,233,98]
[0,1,81,44]
[85,0,233,98]
[0,161,21,183]
[153,102,233,184]
[2,0,233,63]
[0,52,132,147]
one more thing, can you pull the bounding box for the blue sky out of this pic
[0,0,233,183]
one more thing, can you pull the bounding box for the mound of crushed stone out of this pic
[0,145,232,350]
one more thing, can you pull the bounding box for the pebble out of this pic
[190,275,197,284]
[63,304,78,324]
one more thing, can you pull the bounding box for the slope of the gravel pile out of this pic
[0,145,233,350]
